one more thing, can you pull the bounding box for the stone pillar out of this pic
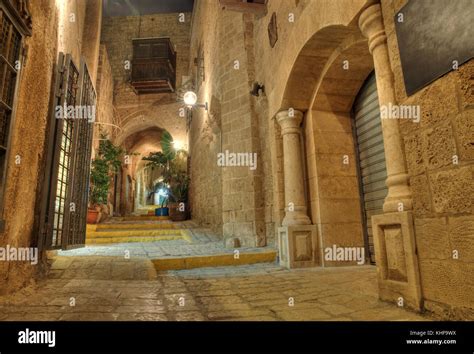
[359,3,413,213]
[276,110,318,269]
[276,109,311,225]
[359,3,422,311]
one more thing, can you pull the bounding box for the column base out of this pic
[281,211,311,226]
[278,225,319,269]
[372,211,422,311]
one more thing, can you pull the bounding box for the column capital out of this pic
[358,3,387,54]
[276,109,304,135]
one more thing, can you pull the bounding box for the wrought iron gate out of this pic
[40,53,96,250]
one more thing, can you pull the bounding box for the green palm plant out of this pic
[142,130,189,212]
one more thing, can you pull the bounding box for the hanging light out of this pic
[183,91,208,110]
[183,91,198,106]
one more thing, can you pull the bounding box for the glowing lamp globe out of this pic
[183,91,197,106]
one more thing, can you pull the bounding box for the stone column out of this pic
[276,109,318,269]
[276,109,311,226]
[359,3,413,213]
[359,3,422,311]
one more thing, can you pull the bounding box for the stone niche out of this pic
[372,211,422,311]
[278,225,319,268]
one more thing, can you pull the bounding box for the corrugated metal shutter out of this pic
[353,72,388,264]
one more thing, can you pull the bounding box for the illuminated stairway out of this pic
[84,218,278,271]
[86,221,191,244]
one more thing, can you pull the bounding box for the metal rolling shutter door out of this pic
[353,73,388,264]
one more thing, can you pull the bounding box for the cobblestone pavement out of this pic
[0,256,431,321]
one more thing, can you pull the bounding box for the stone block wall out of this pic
[95,45,115,144]
[101,13,191,109]
[306,110,365,266]
[188,1,275,245]
[0,0,58,293]
[187,0,223,235]
[382,0,474,318]
[0,0,101,293]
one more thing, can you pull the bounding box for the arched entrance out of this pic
[276,22,384,266]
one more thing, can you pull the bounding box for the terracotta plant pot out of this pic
[171,211,187,221]
[169,202,187,221]
[87,209,99,224]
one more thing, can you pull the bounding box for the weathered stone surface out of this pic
[453,110,474,161]
[414,217,450,260]
[419,259,474,312]
[448,215,474,263]
[404,133,425,176]
[423,123,457,171]
[409,174,432,216]
[429,166,473,214]
[457,59,474,109]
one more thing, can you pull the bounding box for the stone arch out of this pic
[267,0,372,118]
[275,18,376,265]
[115,102,187,148]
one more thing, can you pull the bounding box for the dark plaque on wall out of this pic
[395,0,474,96]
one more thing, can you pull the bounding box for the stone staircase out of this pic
[86,218,191,244]
[84,217,278,271]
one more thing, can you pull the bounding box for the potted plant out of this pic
[88,134,123,224]
[88,157,108,223]
[142,131,189,219]
[167,149,190,221]
[153,180,170,216]
[169,170,190,221]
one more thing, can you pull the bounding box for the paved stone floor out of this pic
[0,256,431,321]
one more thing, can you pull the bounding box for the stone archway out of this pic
[274,21,377,267]
[304,34,375,267]
[274,3,421,311]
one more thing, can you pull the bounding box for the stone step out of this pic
[86,228,192,245]
[85,234,186,245]
[151,250,278,271]
[87,229,189,238]
[95,223,177,230]
[112,216,171,222]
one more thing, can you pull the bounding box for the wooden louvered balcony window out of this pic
[131,37,177,94]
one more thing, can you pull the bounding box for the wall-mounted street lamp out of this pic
[183,91,208,111]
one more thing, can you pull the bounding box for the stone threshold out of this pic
[152,250,277,271]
